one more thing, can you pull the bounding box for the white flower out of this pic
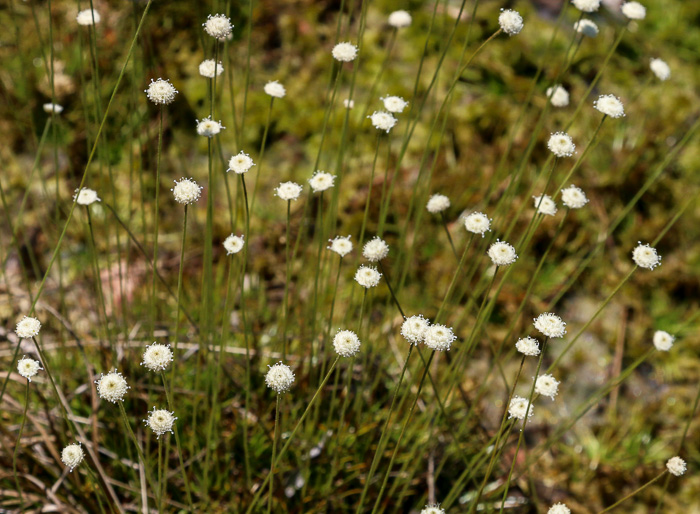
[547,132,576,158]
[499,9,524,36]
[363,237,389,262]
[354,265,382,288]
[228,151,255,174]
[488,240,518,266]
[16,316,41,339]
[333,330,361,357]
[328,235,353,257]
[666,456,686,477]
[141,343,173,372]
[265,362,295,393]
[223,234,245,255]
[171,178,203,205]
[594,94,625,118]
[546,85,569,107]
[61,443,84,471]
[332,42,358,62]
[17,357,42,381]
[533,312,567,338]
[426,194,450,214]
[533,194,558,216]
[548,503,571,514]
[572,0,601,12]
[95,370,130,403]
[508,396,533,420]
[199,59,224,78]
[420,504,445,514]
[196,117,225,137]
[203,14,233,39]
[516,336,540,357]
[43,103,64,114]
[309,171,335,193]
[424,324,456,352]
[343,98,355,109]
[144,408,177,438]
[76,9,100,26]
[145,78,178,105]
[574,19,599,37]
[561,185,589,209]
[621,1,646,20]
[632,242,661,269]
[650,58,671,81]
[535,374,560,400]
[74,188,101,206]
[653,330,674,351]
[275,181,303,201]
[381,96,408,113]
[369,111,397,133]
[388,10,412,28]
[464,212,491,236]
[401,315,430,345]
[264,80,286,98]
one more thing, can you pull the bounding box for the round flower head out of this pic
[43,103,64,114]
[547,132,576,158]
[381,96,408,114]
[401,315,430,345]
[650,58,671,81]
[265,362,295,393]
[488,240,518,266]
[464,212,491,237]
[666,456,686,477]
[388,10,412,28]
[141,343,173,372]
[574,19,599,37]
[275,181,303,201]
[309,171,335,193]
[632,242,661,269]
[171,178,203,205]
[354,265,382,288]
[508,396,533,420]
[333,330,361,357]
[203,14,233,39]
[16,316,41,339]
[535,374,560,400]
[95,370,130,403]
[534,312,567,338]
[548,504,571,514]
[343,98,355,109]
[516,336,540,357]
[228,151,255,174]
[145,79,178,105]
[74,187,101,206]
[533,194,558,216]
[363,237,389,262]
[546,85,570,108]
[196,117,225,137]
[61,443,84,471]
[426,194,450,214]
[594,94,625,118]
[561,185,589,209]
[223,234,245,255]
[264,80,286,98]
[17,357,42,381]
[621,1,646,20]
[420,504,445,514]
[199,59,224,78]
[424,324,456,352]
[332,42,358,62]
[328,235,353,257]
[144,408,177,438]
[369,111,397,133]
[76,9,100,26]
[653,330,674,351]
[572,0,601,12]
[499,9,524,36]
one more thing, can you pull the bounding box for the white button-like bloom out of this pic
[561,185,589,209]
[533,194,558,216]
[343,98,355,109]
[333,330,361,357]
[328,235,353,257]
[76,9,100,26]
[74,188,101,206]
[309,171,335,193]
[145,79,178,105]
[354,265,382,288]
[516,336,540,357]
[95,370,130,403]
[650,58,671,81]
[426,194,450,214]
[488,240,518,266]
[546,85,569,107]
[141,343,173,372]
[196,117,225,137]
[363,237,389,262]
[17,357,42,381]
[547,132,576,158]
[401,315,430,345]
[621,1,646,20]
[203,14,233,39]
[508,396,533,420]
[43,103,64,114]
[464,212,491,237]
[199,59,224,78]
[171,178,203,205]
[223,234,245,255]
[420,504,445,514]
[332,42,358,62]
[61,443,84,471]
[381,96,408,113]
[16,316,41,339]
[264,80,286,98]
[369,111,397,133]
[574,19,599,37]
[653,330,674,351]
[572,0,601,12]
[666,456,686,477]
[535,374,560,400]
[388,10,412,28]
[144,408,177,438]
[499,9,524,36]
[533,312,567,338]
[424,324,456,352]
[265,362,295,393]
[228,151,255,174]
[632,242,661,269]
[275,181,303,201]
[594,94,625,118]
[548,503,571,514]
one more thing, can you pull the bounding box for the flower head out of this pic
[508,396,533,420]
[381,96,408,113]
[426,194,450,214]
[43,103,64,114]
[17,357,42,381]
[369,111,397,133]
[516,336,540,356]
[547,132,576,158]
[145,79,178,105]
[572,0,601,12]
[332,42,358,62]
[171,178,203,205]
[533,194,558,216]
[228,151,256,174]
[144,407,177,438]
[328,235,353,257]
[61,443,84,471]
[264,80,286,98]
[141,343,173,372]
[388,10,412,28]
[548,504,571,514]
[424,324,456,352]
[546,85,570,108]
[199,59,224,78]
[534,312,567,338]
[653,330,674,351]
[196,116,225,137]
[275,181,303,201]
[76,9,100,26]
[420,504,445,514]
[621,1,646,20]
[464,212,491,236]
[488,240,518,266]
[309,171,336,193]
[574,19,599,37]
[401,315,430,345]
[594,94,625,118]
[650,58,670,81]
[363,237,389,262]
[223,234,245,255]
[561,185,589,209]
[354,265,382,288]
[333,330,361,357]
[343,99,355,109]
[632,242,661,269]
[265,362,295,393]
[666,456,686,476]
[95,370,129,403]
[499,9,524,36]
[203,14,233,39]
[535,374,560,400]
[16,316,41,339]
[74,188,101,206]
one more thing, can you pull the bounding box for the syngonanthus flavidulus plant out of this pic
[17,356,42,381]
[223,234,245,255]
[533,194,558,216]
[533,313,567,338]
[426,194,450,213]
[228,151,256,174]
[547,503,571,514]
[464,212,491,236]
[265,362,295,393]
[141,343,174,372]
[546,85,570,107]
[561,185,589,209]
[354,265,382,288]
[74,188,101,206]
[498,9,524,36]
[203,14,233,39]
[362,236,389,262]
[666,456,687,476]
[401,315,430,345]
[653,330,674,351]
[308,171,335,193]
[508,396,534,420]
[171,178,203,205]
[381,95,409,113]
[333,330,361,357]
[328,235,353,257]
[199,59,224,78]
[95,370,130,403]
[145,78,178,105]
[516,336,541,356]
[535,374,560,400]
[264,80,286,98]
[632,242,662,269]
[574,19,599,37]
[16,316,41,339]
[388,10,412,28]
[76,9,100,26]
[61,443,85,472]
[196,117,225,137]
[144,407,177,438]
[488,240,518,266]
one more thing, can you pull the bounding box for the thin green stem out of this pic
[13,380,30,510]
[267,394,281,513]
[599,471,667,513]
[151,106,163,338]
[250,97,274,213]
[282,200,291,359]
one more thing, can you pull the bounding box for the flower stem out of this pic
[160,372,193,508]
[599,470,667,513]
[267,394,281,514]
[13,380,30,510]
[151,105,163,339]
[282,200,291,359]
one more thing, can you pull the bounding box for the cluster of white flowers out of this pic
[328,235,353,257]
[203,14,233,39]
[199,59,224,78]
[224,234,245,255]
[546,85,569,107]
[464,212,491,236]
[572,0,601,12]
[561,185,589,209]
[535,374,560,400]
[363,237,389,262]
[388,10,412,28]
[621,1,646,20]
[369,111,397,132]
[61,443,85,471]
[488,240,518,266]
[533,194,558,216]
[424,324,456,352]
[574,19,599,37]
[74,188,101,206]
[401,315,430,345]
[171,178,203,205]
[228,151,256,174]
[43,103,64,114]
[76,9,100,26]
[508,396,533,420]
[309,171,335,193]
[145,79,178,105]
[16,316,41,339]
[264,80,286,98]
[17,357,42,381]
[144,408,177,438]
[426,194,450,214]
[653,330,674,351]
[498,9,524,36]
[95,370,130,403]
[343,98,355,109]
[420,504,445,514]
[354,265,382,288]
[594,94,625,118]
[632,242,661,269]
[141,343,173,372]
[196,117,225,137]
[534,313,567,338]
[265,362,295,393]
[381,95,408,113]
[547,132,576,158]
[649,58,671,81]
[333,330,361,357]
[332,42,358,62]
[275,181,303,201]
[516,336,540,356]
[547,503,571,514]
[666,456,687,476]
